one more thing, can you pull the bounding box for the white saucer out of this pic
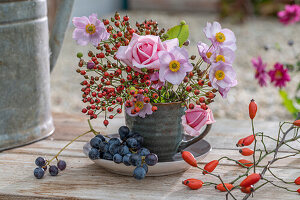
[83,135,211,176]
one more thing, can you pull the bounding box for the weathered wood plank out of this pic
[0,113,299,199]
[3,140,300,169]
[52,113,300,152]
[0,154,299,200]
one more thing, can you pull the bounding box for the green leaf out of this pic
[279,90,299,116]
[166,22,189,47]
[297,82,300,92]
[296,97,300,104]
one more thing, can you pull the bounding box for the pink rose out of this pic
[116,33,178,70]
[181,106,215,136]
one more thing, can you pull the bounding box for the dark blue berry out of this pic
[130,154,142,166]
[133,134,144,145]
[118,126,130,141]
[145,153,158,166]
[133,166,146,180]
[113,154,123,164]
[108,138,121,146]
[96,134,106,142]
[88,148,100,160]
[103,152,113,160]
[34,167,44,179]
[142,164,148,173]
[127,131,135,138]
[35,157,46,167]
[123,154,131,166]
[57,160,66,171]
[118,145,130,156]
[90,137,102,149]
[109,144,120,155]
[99,142,109,152]
[49,165,59,176]
[126,138,138,149]
[138,148,150,156]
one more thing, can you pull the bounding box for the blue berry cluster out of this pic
[88,126,158,180]
[33,157,66,179]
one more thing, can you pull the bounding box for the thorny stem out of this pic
[197,166,237,200]
[194,113,300,200]
[267,168,294,184]
[262,178,298,193]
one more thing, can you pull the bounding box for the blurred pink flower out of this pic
[209,62,237,98]
[72,13,110,46]
[125,94,153,118]
[251,56,268,87]
[150,71,164,90]
[268,63,290,88]
[158,46,193,85]
[203,21,236,51]
[278,4,300,25]
[182,106,215,136]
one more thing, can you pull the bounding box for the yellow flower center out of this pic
[216,55,225,62]
[215,70,225,80]
[206,52,212,58]
[169,60,181,72]
[85,24,96,35]
[215,32,226,43]
[134,101,144,109]
[275,70,283,79]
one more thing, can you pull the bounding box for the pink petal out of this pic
[164,70,186,85]
[158,51,172,66]
[163,38,179,50]
[72,28,90,46]
[72,16,89,28]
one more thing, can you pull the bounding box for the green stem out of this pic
[46,129,92,165]
[251,119,256,173]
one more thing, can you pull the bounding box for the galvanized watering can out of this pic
[0,0,74,151]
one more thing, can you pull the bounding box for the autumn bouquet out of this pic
[72,12,237,136]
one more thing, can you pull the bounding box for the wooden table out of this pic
[0,113,299,200]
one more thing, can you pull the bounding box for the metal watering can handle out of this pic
[177,124,212,152]
[49,0,74,72]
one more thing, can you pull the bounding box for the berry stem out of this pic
[251,119,256,173]
[46,129,93,165]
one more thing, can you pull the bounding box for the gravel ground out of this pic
[51,11,300,121]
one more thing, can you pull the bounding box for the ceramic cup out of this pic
[125,102,212,162]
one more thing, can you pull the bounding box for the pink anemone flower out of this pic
[209,62,237,98]
[251,56,268,87]
[278,4,300,25]
[203,21,236,51]
[72,13,110,46]
[158,46,193,85]
[125,94,153,118]
[268,63,290,88]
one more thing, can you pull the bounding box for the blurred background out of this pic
[49,0,300,121]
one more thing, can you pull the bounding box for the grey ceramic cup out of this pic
[125,102,212,162]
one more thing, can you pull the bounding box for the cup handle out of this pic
[177,124,212,152]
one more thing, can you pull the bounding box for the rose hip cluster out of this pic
[74,12,216,127]
[180,100,300,199]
